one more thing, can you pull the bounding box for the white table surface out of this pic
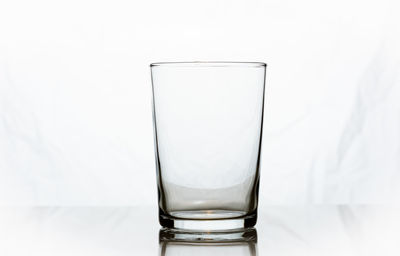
[0,206,399,256]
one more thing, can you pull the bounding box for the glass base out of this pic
[159,209,257,231]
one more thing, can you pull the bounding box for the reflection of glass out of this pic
[159,228,258,256]
[151,62,267,231]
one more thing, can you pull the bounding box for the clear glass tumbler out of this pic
[150,62,267,231]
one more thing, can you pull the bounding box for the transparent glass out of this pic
[151,62,267,231]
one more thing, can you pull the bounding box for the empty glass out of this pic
[150,62,267,230]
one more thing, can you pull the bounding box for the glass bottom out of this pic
[159,209,257,231]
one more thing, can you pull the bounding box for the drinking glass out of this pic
[150,62,267,231]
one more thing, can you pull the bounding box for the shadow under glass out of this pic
[159,228,258,256]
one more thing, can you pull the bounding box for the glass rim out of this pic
[150,61,267,68]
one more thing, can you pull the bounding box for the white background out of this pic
[0,0,399,205]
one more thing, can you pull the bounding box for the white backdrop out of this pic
[0,0,399,205]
